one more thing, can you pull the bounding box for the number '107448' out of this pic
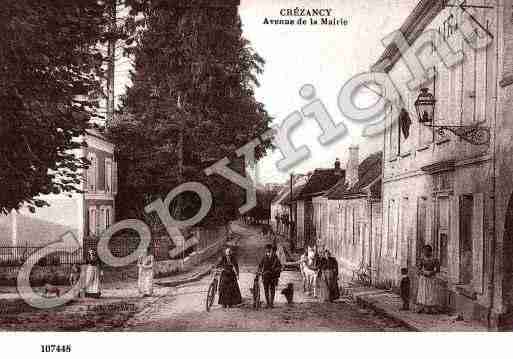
[41,345,71,353]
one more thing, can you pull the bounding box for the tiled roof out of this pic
[326,152,382,200]
[371,0,442,73]
[296,168,344,200]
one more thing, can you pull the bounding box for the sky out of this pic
[115,0,419,185]
[238,0,419,184]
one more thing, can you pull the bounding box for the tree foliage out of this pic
[0,0,111,214]
[246,188,281,222]
[109,1,273,225]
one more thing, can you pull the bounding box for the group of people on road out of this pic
[215,243,282,309]
[299,245,340,302]
[215,234,343,310]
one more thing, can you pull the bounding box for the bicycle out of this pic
[252,272,262,309]
[205,268,223,312]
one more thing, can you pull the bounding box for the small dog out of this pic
[281,283,294,305]
[43,283,60,298]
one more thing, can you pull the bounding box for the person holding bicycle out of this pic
[258,244,282,308]
[216,247,242,308]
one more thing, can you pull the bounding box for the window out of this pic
[98,206,113,232]
[87,153,97,192]
[434,172,453,192]
[106,207,111,228]
[105,158,112,193]
[436,196,450,271]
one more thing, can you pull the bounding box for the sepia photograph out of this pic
[1,0,513,355]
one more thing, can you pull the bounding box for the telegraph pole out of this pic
[106,0,117,126]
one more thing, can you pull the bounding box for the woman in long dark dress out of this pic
[217,247,242,308]
[321,250,340,302]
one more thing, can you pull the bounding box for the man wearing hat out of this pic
[258,244,282,308]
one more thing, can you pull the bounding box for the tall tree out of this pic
[0,0,111,214]
[110,1,273,225]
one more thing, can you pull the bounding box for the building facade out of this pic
[84,129,117,239]
[314,148,383,280]
[0,129,117,248]
[297,161,344,249]
[270,175,308,238]
[374,0,513,328]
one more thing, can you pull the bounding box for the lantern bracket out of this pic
[423,120,491,146]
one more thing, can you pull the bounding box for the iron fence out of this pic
[0,246,84,267]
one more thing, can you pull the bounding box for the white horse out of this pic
[300,246,319,297]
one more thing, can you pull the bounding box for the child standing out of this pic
[400,267,410,310]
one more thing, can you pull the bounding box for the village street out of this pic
[121,224,409,331]
[0,223,408,331]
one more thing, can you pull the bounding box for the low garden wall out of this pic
[0,225,229,285]
[154,232,226,277]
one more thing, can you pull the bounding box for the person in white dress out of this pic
[137,247,155,297]
[84,249,103,298]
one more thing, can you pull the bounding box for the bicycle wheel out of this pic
[206,280,217,312]
[253,278,261,309]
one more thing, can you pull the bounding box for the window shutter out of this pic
[426,197,434,248]
[89,208,96,236]
[473,193,485,293]
[112,161,118,195]
[449,196,460,283]
[99,208,105,232]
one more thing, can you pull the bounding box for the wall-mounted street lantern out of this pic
[414,87,436,124]
[414,87,491,146]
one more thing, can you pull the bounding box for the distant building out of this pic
[270,175,308,238]
[320,148,383,280]
[294,160,344,249]
[265,183,283,193]
[0,129,117,248]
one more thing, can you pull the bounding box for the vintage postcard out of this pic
[1,0,513,354]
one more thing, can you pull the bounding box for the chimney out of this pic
[346,145,359,188]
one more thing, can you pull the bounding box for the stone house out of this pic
[372,0,513,328]
[295,160,344,249]
[316,148,382,280]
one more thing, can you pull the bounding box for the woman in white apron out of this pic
[138,247,155,297]
[84,249,103,298]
